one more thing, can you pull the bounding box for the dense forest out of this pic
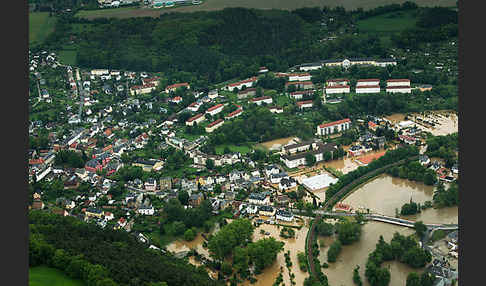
[29,210,222,286]
[39,3,457,88]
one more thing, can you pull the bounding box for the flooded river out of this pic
[341,174,458,224]
[318,221,418,286]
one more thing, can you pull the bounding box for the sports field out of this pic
[29,12,57,45]
[29,266,85,286]
[75,0,456,19]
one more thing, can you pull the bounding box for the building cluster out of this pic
[324,78,412,95]
[296,58,397,71]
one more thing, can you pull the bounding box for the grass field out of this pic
[215,144,252,155]
[29,12,57,45]
[29,266,85,286]
[357,9,418,33]
[75,0,456,19]
[58,50,77,66]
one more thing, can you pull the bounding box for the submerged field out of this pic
[75,0,456,19]
[29,266,85,286]
[29,12,57,45]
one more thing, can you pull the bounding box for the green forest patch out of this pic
[29,266,85,286]
[29,12,57,45]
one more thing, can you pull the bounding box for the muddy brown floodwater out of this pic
[242,217,309,286]
[341,174,458,224]
[318,222,418,286]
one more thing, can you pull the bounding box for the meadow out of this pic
[29,266,85,286]
[29,12,57,45]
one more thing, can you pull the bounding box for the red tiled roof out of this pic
[286,81,313,86]
[206,104,224,112]
[187,113,204,122]
[357,78,380,82]
[131,83,155,90]
[368,121,378,128]
[386,86,411,89]
[171,96,182,102]
[228,77,257,87]
[207,119,224,128]
[29,158,44,165]
[356,85,380,89]
[251,96,272,102]
[297,100,314,106]
[319,118,351,128]
[238,88,256,94]
[326,78,349,82]
[226,109,243,118]
[326,85,349,89]
[166,82,189,90]
[387,79,410,82]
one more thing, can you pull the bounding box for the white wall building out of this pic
[205,119,224,133]
[356,85,381,93]
[205,104,224,116]
[386,79,410,87]
[317,118,351,136]
[250,96,273,106]
[386,86,412,93]
[186,113,205,126]
[356,79,380,87]
[325,85,350,94]
[288,73,311,82]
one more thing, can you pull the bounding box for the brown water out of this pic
[318,221,418,286]
[259,136,298,151]
[242,218,309,286]
[341,174,458,224]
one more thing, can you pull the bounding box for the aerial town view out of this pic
[28,1,459,286]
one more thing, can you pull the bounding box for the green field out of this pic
[215,144,252,155]
[357,9,418,34]
[29,266,85,286]
[58,50,77,66]
[29,12,57,45]
[75,0,456,19]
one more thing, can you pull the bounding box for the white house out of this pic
[205,119,224,133]
[297,100,313,109]
[208,89,219,99]
[187,101,202,112]
[298,62,322,71]
[130,84,156,96]
[91,69,109,76]
[290,90,314,100]
[165,82,190,93]
[137,206,155,215]
[144,178,157,191]
[356,79,380,87]
[264,165,280,177]
[225,109,243,119]
[325,85,350,94]
[279,177,297,191]
[206,103,224,116]
[386,86,411,93]
[276,209,294,222]
[270,172,289,184]
[326,79,349,87]
[225,77,257,91]
[186,113,205,126]
[316,118,351,136]
[288,73,311,82]
[250,96,273,106]
[246,204,259,214]
[248,193,270,205]
[386,79,410,87]
[356,85,380,94]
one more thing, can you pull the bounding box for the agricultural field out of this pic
[29,266,85,286]
[29,12,57,45]
[58,50,77,66]
[75,0,456,19]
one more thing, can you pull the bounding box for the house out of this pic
[250,96,273,105]
[160,177,172,190]
[374,136,386,149]
[316,118,351,136]
[270,172,289,184]
[237,88,257,99]
[248,193,270,205]
[290,90,314,100]
[288,73,311,82]
[165,82,190,93]
[296,100,313,109]
[368,121,379,131]
[189,193,204,207]
[170,96,183,104]
[356,85,380,94]
[224,77,257,91]
[225,109,243,119]
[417,84,433,92]
[398,134,417,145]
[285,81,314,90]
[276,209,294,222]
[265,165,280,177]
[142,77,160,87]
[451,164,459,174]
[419,155,431,166]
[386,79,410,87]
[325,84,350,94]
[144,178,157,191]
[85,208,104,218]
[246,204,258,215]
[132,159,156,172]
[279,177,297,191]
[187,101,202,112]
[205,119,225,133]
[281,142,337,168]
[275,195,290,206]
[268,106,284,113]
[91,69,109,76]
[130,83,156,95]
[104,212,115,221]
[208,89,219,99]
[137,206,155,215]
[258,205,276,216]
[32,200,45,210]
[186,113,205,126]
[51,208,69,217]
[356,79,380,87]
[206,104,224,116]
[258,66,269,73]
[386,86,412,93]
[326,78,349,87]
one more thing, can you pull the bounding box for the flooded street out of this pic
[166,232,211,258]
[318,222,418,286]
[341,174,458,224]
[243,217,309,286]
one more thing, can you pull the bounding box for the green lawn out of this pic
[357,9,418,34]
[29,266,85,286]
[29,12,57,45]
[75,7,141,19]
[215,144,252,155]
[58,50,77,66]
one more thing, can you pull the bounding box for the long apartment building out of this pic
[280,141,338,168]
[316,118,351,136]
[386,79,411,93]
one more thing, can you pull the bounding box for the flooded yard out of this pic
[341,174,458,224]
[243,218,309,286]
[318,221,418,286]
[258,137,298,151]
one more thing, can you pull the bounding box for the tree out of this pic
[184,229,196,241]
[316,220,334,236]
[206,159,215,170]
[337,221,362,245]
[353,265,363,286]
[221,261,233,276]
[406,272,421,286]
[305,153,316,166]
[178,190,189,205]
[414,221,427,239]
[247,237,284,273]
[232,246,250,275]
[327,240,342,263]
